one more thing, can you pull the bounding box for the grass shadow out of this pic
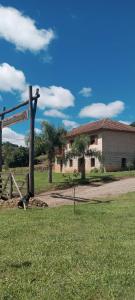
[10,261,32,269]
[51,193,112,204]
[88,174,118,184]
[55,175,118,190]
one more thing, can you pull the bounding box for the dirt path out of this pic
[37,177,135,207]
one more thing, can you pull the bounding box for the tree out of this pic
[25,131,46,157]
[41,121,66,183]
[66,135,102,180]
[130,122,135,127]
[3,142,29,168]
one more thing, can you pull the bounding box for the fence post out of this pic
[26,173,29,194]
[9,173,13,199]
[0,121,2,198]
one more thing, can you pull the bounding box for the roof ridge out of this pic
[67,118,135,137]
[101,118,108,127]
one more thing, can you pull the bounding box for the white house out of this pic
[55,119,135,172]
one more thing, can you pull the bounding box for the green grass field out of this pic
[34,169,135,193]
[8,168,135,194]
[0,194,135,299]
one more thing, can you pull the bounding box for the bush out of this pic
[99,166,105,173]
[90,168,99,173]
[126,162,134,171]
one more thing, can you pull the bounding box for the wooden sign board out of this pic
[2,110,28,128]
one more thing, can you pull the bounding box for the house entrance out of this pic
[78,157,85,172]
[121,158,127,169]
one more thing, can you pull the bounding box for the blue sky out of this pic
[0,0,134,145]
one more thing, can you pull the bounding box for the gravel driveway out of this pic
[37,177,135,207]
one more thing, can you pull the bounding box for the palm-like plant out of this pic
[41,121,66,183]
[66,135,102,180]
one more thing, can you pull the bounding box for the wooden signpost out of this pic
[0,86,40,197]
[2,110,28,128]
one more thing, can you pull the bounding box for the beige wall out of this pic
[55,132,102,173]
[55,130,135,173]
[102,130,135,171]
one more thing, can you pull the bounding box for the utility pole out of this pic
[29,86,38,196]
[0,121,2,197]
[29,86,34,196]
[0,107,6,197]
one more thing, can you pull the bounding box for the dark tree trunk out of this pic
[81,156,85,180]
[60,160,63,172]
[48,157,53,183]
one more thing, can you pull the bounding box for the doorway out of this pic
[121,158,127,169]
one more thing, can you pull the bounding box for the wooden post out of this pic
[73,185,76,214]
[0,107,6,197]
[29,86,35,196]
[0,121,2,197]
[26,173,29,194]
[9,173,13,199]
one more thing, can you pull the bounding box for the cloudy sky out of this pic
[0,0,134,145]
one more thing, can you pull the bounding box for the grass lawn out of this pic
[0,195,135,299]
[28,169,135,194]
[7,167,135,194]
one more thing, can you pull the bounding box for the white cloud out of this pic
[79,87,92,97]
[119,120,130,125]
[0,63,26,92]
[44,109,69,118]
[0,63,75,111]
[0,62,75,118]
[22,85,75,110]
[35,128,42,134]
[79,101,125,118]
[2,127,25,146]
[36,118,44,123]
[0,6,55,53]
[62,120,79,129]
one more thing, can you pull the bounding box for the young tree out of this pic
[25,132,45,157]
[66,135,102,180]
[41,121,66,183]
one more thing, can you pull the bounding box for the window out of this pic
[90,135,98,145]
[69,159,73,167]
[91,158,95,167]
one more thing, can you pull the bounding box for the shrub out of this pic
[90,168,99,173]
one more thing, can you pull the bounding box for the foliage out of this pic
[3,142,29,168]
[25,131,46,157]
[62,169,80,186]
[126,162,134,171]
[0,196,135,299]
[41,121,67,183]
[130,121,135,127]
[71,135,90,156]
[65,135,102,179]
[41,121,66,154]
[90,167,99,173]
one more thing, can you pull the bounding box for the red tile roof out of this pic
[67,119,135,137]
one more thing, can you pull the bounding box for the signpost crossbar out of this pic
[2,110,28,128]
[0,89,40,118]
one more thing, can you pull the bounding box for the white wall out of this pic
[102,130,135,171]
